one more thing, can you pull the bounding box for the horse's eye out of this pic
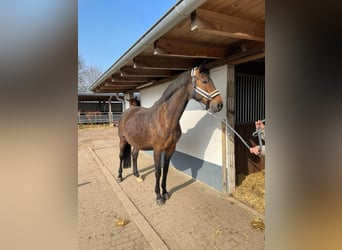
[202,79,209,84]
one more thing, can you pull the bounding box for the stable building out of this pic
[77,92,123,124]
[90,0,265,193]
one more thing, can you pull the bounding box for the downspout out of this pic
[90,0,207,91]
[114,93,125,112]
[108,96,113,124]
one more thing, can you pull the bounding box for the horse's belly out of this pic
[125,128,153,150]
[126,129,179,151]
[130,139,153,150]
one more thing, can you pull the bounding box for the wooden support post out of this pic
[227,65,236,193]
[108,96,113,124]
[222,119,227,194]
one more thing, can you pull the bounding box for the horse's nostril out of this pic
[210,102,223,113]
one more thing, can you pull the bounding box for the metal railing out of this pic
[77,112,121,124]
[235,73,265,124]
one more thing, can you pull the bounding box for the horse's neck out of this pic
[159,83,190,128]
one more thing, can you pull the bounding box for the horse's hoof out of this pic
[156,198,165,205]
[135,176,143,182]
[116,177,123,183]
[162,192,170,200]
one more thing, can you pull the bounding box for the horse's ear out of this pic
[198,61,207,72]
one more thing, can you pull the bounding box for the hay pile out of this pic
[233,169,265,214]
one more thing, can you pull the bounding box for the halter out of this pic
[191,67,221,109]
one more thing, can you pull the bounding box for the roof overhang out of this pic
[90,0,265,93]
[78,92,123,102]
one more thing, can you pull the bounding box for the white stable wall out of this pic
[140,82,171,107]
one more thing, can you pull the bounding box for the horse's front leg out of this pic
[153,149,164,205]
[161,144,176,200]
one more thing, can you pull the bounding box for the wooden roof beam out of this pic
[95,89,126,93]
[154,38,228,59]
[133,56,195,70]
[120,66,174,77]
[228,51,265,65]
[191,9,265,42]
[99,85,136,91]
[206,47,265,68]
[111,75,151,83]
[104,82,139,88]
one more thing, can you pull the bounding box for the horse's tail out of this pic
[123,143,131,169]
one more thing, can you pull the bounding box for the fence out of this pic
[78,112,121,125]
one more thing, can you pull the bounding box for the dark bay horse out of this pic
[117,64,223,205]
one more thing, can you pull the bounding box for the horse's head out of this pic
[127,97,140,106]
[191,64,223,113]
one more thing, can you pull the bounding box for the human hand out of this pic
[250,146,261,155]
[255,120,265,130]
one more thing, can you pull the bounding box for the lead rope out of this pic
[191,67,264,152]
[207,111,251,150]
[206,108,265,152]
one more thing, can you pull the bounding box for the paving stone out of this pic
[78,128,152,250]
[79,127,264,250]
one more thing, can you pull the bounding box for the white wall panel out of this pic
[139,82,171,107]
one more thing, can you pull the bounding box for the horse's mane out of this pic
[154,71,190,105]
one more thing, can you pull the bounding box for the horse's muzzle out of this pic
[210,101,223,113]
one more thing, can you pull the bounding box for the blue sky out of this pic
[78,0,178,72]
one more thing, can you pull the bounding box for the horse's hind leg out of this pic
[117,158,123,183]
[117,138,131,182]
[132,148,142,181]
[161,144,176,200]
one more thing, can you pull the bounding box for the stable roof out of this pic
[90,0,265,93]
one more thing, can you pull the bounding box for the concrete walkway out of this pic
[78,127,264,249]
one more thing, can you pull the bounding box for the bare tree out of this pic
[78,55,87,91]
[83,65,102,90]
[78,55,102,92]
